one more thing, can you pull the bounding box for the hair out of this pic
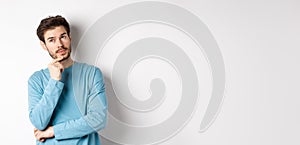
[36,15,70,43]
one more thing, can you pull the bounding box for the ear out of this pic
[40,41,47,51]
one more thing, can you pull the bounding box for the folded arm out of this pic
[28,74,64,131]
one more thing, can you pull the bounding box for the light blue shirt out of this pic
[28,62,107,145]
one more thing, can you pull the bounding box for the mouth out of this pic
[57,49,67,54]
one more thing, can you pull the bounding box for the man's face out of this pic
[41,26,71,61]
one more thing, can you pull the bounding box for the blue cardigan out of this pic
[28,62,107,144]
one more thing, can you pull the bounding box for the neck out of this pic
[61,57,74,68]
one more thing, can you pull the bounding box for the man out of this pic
[28,15,107,144]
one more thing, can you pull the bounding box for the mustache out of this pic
[55,47,68,53]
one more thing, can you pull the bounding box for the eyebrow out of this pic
[46,37,54,41]
[61,32,67,36]
[46,32,67,41]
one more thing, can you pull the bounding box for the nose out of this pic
[56,39,63,47]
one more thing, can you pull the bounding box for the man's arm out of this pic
[52,67,107,140]
[28,75,64,130]
[28,57,65,130]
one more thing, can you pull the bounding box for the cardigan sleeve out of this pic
[28,72,64,130]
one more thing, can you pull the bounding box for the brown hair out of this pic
[36,15,70,43]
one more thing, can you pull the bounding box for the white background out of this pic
[0,0,299,144]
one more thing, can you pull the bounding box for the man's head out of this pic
[37,15,70,43]
[37,15,72,61]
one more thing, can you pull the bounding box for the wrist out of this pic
[50,75,61,81]
[48,126,55,137]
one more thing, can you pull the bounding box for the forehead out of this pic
[44,26,67,38]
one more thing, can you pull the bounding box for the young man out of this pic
[28,15,107,144]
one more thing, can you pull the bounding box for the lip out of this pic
[57,49,66,54]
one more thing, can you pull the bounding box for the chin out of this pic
[61,54,71,61]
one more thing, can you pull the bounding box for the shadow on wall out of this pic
[72,1,225,145]
[70,24,81,57]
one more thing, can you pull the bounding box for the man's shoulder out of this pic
[75,61,94,67]
[74,61,100,71]
[73,61,103,79]
[72,62,103,82]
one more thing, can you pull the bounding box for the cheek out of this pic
[62,38,71,44]
[46,46,56,53]
[64,41,71,47]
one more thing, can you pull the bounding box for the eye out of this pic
[60,35,67,39]
[48,39,54,43]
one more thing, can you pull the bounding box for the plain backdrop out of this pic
[0,0,299,145]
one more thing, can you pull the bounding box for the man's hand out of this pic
[48,57,64,80]
[34,126,54,142]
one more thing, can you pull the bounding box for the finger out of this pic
[39,138,45,142]
[55,63,64,73]
[36,132,42,141]
[34,131,38,137]
[52,56,64,64]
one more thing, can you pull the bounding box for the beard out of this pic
[48,46,71,62]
